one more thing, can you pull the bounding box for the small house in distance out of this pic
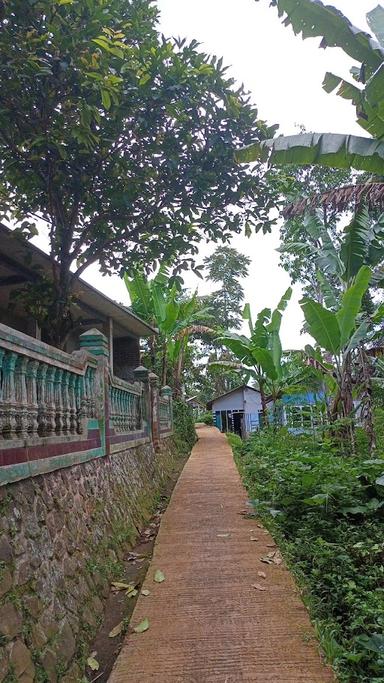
[207,385,265,437]
[186,396,206,419]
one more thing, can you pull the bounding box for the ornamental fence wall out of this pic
[0,324,173,486]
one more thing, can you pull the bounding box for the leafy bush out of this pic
[173,399,197,454]
[226,432,243,451]
[231,428,384,682]
[197,411,213,425]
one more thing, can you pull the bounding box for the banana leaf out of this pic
[340,208,371,282]
[235,133,384,175]
[337,265,371,347]
[367,5,384,49]
[301,298,341,355]
[273,0,384,70]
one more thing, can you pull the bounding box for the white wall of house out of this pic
[211,389,245,412]
[243,387,263,414]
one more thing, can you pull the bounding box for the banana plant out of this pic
[211,288,296,424]
[280,208,384,299]
[301,265,372,432]
[238,1,384,175]
[124,267,213,392]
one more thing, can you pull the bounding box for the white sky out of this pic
[50,0,375,347]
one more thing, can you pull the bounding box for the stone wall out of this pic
[0,438,179,682]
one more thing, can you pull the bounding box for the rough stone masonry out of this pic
[0,438,178,682]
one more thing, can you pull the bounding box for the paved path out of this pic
[109,426,334,682]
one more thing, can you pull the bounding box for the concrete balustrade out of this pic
[0,323,172,484]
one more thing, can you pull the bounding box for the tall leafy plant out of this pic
[124,268,213,393]
[212,288,295,423]
[301,265,372,437]
[238,1,384,175]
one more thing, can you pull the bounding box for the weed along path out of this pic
[109,426,334,682]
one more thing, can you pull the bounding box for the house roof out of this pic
[0,223,157,338]
[207,385,261,410]
[186,396,205,406]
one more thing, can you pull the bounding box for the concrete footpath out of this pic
[109,426,334,682]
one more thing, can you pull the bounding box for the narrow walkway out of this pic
[109,427,334,682]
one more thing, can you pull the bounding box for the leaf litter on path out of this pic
[154,569,165,583]
[252,583,267,591]
[141,589,150,596]
[111,581,132,591]
[108,622,124,638]
[126,588,138,598]
[87,655,99,671]
[260,549,283,566]
[133,617,149,633]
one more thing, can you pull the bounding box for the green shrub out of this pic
[226,432,243,451]
[173,399,197,454]
[231,427,384,682]
[197,411,213,425]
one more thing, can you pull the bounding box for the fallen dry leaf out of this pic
[217,533,230,538]
[154,569,165,583]
[257,571,267,578]
[141,589,150,596]
[126,588,138,598]
[111,581,132,591]
[273,551,283,566]
[87,656,99,671]
[133,617,149,633]
[250,537,258,542]
[252,583,267,591]
[266,543,277,548]
[261,550,283,566]
[109,621,124,638]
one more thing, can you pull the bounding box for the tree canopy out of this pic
[203,246,251,330]
[0,0,277,345]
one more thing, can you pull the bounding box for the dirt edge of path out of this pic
[83,447,191,682]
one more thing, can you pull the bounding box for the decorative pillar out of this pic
[133,366,149,436]
[160,385,173,433]
[15,356,29,439]
[3,352,18,439]
[26,359,39,437]
[149,372,160,452]
[79,328,109,454]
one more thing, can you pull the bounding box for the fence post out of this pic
[160,385,173,434]
[78,329,109,455]
[133,365,150,437]
[148,372,160,452]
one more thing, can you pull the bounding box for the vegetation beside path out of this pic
[228,423,384,683]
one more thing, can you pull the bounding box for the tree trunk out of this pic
[359,346,376,453]
[161,342,168,386]
[259,380,269,428]
[173,346,184,399]
[33,267,74,349]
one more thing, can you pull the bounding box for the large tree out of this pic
[203,245,251,330]
[0,0,277,346]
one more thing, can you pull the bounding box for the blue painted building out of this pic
[281,391,326,432]
[207,386,325,437]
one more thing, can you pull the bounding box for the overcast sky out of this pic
[80,0,373,347]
